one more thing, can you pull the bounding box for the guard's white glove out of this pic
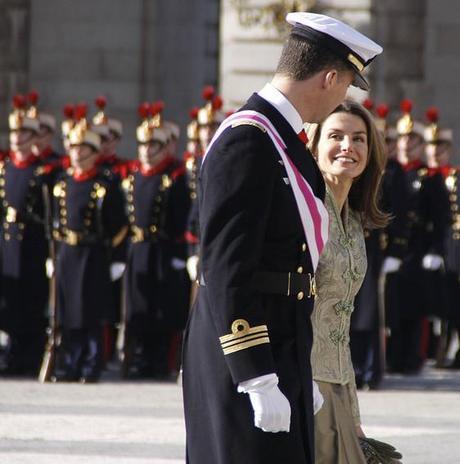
[238,373,291,433]
[312,380,324,415]
[171,257,186,270]
[381,256,402,274]
[110,262,126,281]
[422,254,443,271]
[186,255,199,281]
[45,258,54,278]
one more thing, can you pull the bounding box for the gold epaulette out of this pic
[219,319,270,355]
[231,120,267,133]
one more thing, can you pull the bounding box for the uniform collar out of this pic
[73,166,99,182]
[258,83,303,134]
[9,151,37,169]
[140,155,174,177]
[401,159,424,172]
[39,146,54,160]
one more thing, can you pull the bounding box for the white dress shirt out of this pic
[258,83,304,134]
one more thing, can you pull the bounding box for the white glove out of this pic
[171,257,186,270]
[312,380,324,415]
[238,373,291,433]
[110,262,126,281]
[422,254,443,271]
[45,258,54,278]
[381,256,402,274]
[186,255,199,281]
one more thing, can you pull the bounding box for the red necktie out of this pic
[298,129,308,145]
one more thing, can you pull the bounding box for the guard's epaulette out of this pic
[417,168,428,177]
[231,119,267,133]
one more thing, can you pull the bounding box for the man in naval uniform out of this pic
[182,12,382,464]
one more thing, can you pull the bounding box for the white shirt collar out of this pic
[257,83,304,134]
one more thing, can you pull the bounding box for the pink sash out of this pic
[203,110,329,270]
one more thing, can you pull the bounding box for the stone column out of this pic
[0,0,31,148]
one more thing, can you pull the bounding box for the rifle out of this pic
[38,183,58,383]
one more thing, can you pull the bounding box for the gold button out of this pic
[297,291,304,300]
[301,243,307,252]
[297,266,303,274]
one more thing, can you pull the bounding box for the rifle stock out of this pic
[38,183,57,383]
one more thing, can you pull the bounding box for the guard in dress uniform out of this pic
[51,108,127,382]
[91,96,128,174]
[182,12,382,464]
[423,109,460,368]
[385,99,448,373]
[27,91,61,164]
[0,95,54,375]
[122,102,190,378]
[90,97,128,362]
[185,88,225,283]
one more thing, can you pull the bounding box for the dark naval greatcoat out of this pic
[182,94,325,464]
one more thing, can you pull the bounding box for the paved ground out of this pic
[0,363,459,464]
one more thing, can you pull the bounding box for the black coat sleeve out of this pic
[199,126,278,384]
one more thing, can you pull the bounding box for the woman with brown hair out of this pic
[307,100,401,463]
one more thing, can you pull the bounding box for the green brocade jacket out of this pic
[311,187,367,425]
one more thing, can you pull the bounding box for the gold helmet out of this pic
[396,99,424,138]
[9,94,40,133]
[136,101,168,144]
[424,107,453,144]
[197,86,225,126]
[68,103,101,151]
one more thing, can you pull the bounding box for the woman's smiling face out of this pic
[316,111,369,182]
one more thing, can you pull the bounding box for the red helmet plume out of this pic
[63,104,75,119]
[150,100,165,115]
[28,90,39,106]
[400,98,413,114]
[12,94,26,109]
[189,107,200,119]
[74,103,88,120]
[376,104,389,119]
[202,86,215,101]
[95,96,107,110]
[138,102,151,119]
[362,98,374,111]
[212,95,223,110]
[425,106,439,123]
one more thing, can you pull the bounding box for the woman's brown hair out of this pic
[308,99,390,229]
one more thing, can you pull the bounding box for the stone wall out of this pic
[4,0,220,157]
[0,0,30,148]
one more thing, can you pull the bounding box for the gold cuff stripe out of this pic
[219,324,268,344]
[222,337,270,355]
[221,332,269,349]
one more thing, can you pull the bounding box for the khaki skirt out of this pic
[314,381,367,464]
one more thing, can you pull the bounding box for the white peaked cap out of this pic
[286,12,383,90]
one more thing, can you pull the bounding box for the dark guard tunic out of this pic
[123,157,190,375]
[52,167,127,379]
[0,156,54,373]
[351,158,409,386]
[183,94,325,464]
[386,160,448,371]
[53,168,127,329]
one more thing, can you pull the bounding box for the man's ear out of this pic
[323,69,338,89]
